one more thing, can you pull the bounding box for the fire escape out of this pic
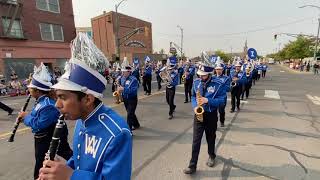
[0,0,25,39]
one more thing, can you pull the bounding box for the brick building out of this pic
[92,11,153,64]
[0,0,76,81]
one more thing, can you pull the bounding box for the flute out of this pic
[44,115,66,161]
[8,94,32,142]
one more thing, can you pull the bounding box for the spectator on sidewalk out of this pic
[307,62,310,72]
[314,63,319,75]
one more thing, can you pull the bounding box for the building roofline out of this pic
[91,11,151,25]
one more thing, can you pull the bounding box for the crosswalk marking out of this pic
[306,94,320,105]
[264,90,280,99]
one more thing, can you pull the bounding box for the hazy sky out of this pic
[72,0,320,57]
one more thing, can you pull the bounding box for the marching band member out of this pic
[215,61,231,127]
[183,59,195,103]
[256,61,263,81]
[226,60,232,76]
[251,61,258,85]
[132,57,141,84]
[229,61,247,113]
[119,58,140,131]
[241,64,253,100]
[143,56,152,95]
[262,61,268,78]
[162,57,179,119]
[39,33,132,180]
[111,62,121,93]
[155,61,163,90]
[178,60,184,84]
[18,63,72,179]
[184,53,226,174]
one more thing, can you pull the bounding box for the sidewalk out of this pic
[278,64,313,75]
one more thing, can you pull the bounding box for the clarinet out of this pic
[45,115,66,161]
[8,94,32,142]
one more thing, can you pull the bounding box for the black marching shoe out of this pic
[230,109,235,113]
[220,123,225,127]
[183,167,196,174]
[184,100,188,103]
[8,109,14,116]
[206,157,215,167]
[168,115,173,120]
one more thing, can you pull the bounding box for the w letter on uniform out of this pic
[85,134,102,158]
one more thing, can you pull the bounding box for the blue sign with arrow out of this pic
[247,48,258,60]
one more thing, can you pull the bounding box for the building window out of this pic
[39,23,64,41]
[36,0,60,13]
[2,18,24,38]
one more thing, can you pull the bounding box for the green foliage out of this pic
[267,36,314,61]
[214,50,232,62]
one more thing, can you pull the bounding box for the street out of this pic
[0,65,320,180]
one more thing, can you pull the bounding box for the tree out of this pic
[214,50,232,63]
[159,48,165,54]
[266,36,313,61]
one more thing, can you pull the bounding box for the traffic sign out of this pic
[247,48,258,60]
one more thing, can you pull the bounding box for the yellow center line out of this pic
[0,90,166,139]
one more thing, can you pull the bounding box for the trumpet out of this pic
[194,89,204,122]
[231,73,239,89]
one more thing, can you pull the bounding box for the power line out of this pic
[154,17,315,39]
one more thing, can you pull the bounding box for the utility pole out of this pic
[115,0,127,62]
[177,25,183,59]
[299,5,320,61]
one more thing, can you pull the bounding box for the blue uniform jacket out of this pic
[167,70,179,88]
[230,70,247,87]
[246,72,253,82]
[67,103,132,180]
[132,67,140,78]
[184,65,195,80]
[144,65,152,76]
[24,95,60,133]
[262,65,268,71]
[191,77,226,112]
[216,75,231,93]
[155,66,162,76]
[178,67,184,74]
[120,75,139,99]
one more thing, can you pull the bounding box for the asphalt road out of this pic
[0,65,319,180]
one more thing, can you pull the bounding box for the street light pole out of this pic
[299,5,320,62]
[115,0,127,61]
[177,25,183,59]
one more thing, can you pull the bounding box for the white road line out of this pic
[306,94,320,105]
[264,90,280,99]
[280,71,285,73]
[175,92,185,95]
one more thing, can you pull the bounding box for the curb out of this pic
[278,64,313,74]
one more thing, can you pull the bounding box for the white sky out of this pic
[72,0,320,57]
